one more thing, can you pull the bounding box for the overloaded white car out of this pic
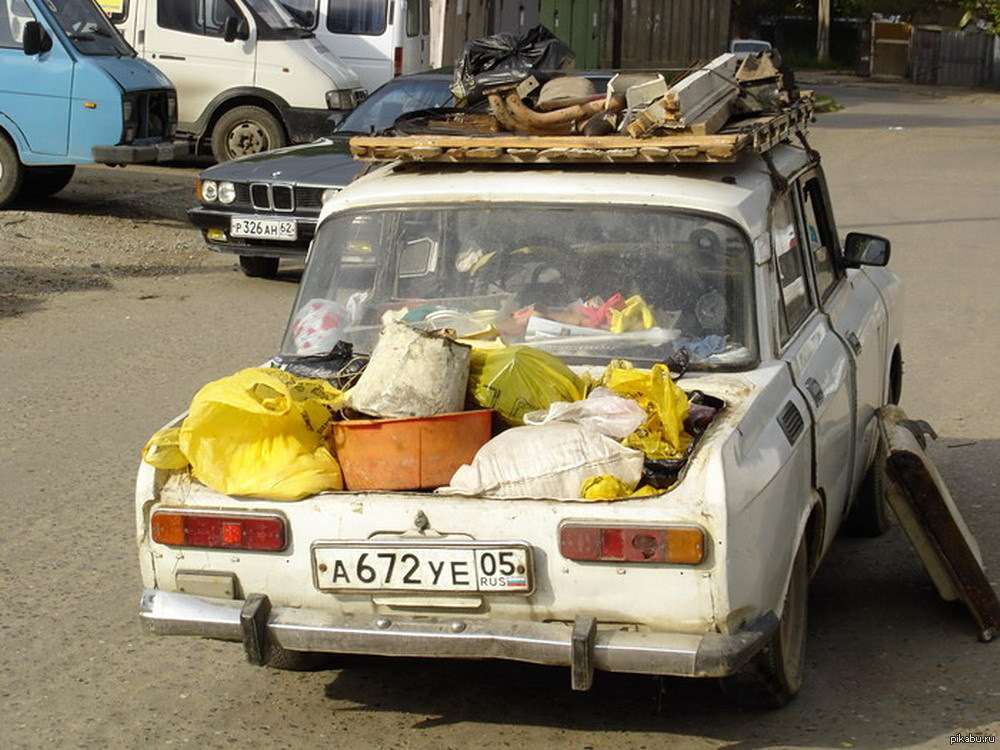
[136,91,903,708]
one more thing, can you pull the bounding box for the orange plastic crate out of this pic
[332,409,493,491]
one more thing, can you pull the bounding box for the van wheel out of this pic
[239,255,280,278]
[0,136,25,208]
[21,165,76,198]
[844,439,891,537]
[721,539,808,709]
[211,106,285,162]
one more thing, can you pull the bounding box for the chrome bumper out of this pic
[139,589,776,689]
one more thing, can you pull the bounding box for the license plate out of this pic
[312,541,533,594]
[230,216,296,240]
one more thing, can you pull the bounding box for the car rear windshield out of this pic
[281,204,757,370]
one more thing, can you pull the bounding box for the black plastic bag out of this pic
[451,25,575,106]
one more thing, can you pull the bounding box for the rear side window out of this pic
[326,0,387,35]
[158,0,242,37]
[772,194,815,345]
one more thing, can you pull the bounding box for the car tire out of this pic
[238,255,280,278]
[721,538,808,709]
[843,438,891,537]
[21,165,76,198]
[264,643,335,672]
[211,106,286,162]
[0,136,25,208]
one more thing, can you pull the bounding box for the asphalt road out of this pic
[1,79,998,750]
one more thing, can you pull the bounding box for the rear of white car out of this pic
[136,143,897,705]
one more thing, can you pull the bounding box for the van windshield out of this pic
[49,0,133,56]
[281,204,758,370]
[244,0,313,39]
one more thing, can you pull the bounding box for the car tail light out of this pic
[151,510,287,551]
[559,523,705,564]
[393,46,403,77]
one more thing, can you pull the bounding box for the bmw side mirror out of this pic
[843,232,890,267]
[22,20,52,56]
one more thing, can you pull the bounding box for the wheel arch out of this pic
[187,88,291,153]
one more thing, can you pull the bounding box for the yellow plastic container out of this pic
[332,410,493,490]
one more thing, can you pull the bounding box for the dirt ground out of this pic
[1,79,998,749]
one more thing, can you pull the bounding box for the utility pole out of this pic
[817,0,831,60]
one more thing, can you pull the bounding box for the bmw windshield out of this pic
[281,204,758,370]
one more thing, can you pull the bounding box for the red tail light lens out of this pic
[559,523,705,564]
[151,510,287,552]
[393,46,403,77]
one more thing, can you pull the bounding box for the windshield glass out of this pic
[48,0,132,56]
[277,0,317,27]
[281,204,757,370]
[335,77,453,134]
[244,0,312,38]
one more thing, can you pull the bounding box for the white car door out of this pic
[771,189,856,548]
[795,169,889,498]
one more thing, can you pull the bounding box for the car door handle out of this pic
[157,54,186,61]
[846,331,862,355]
[804,377,825,406]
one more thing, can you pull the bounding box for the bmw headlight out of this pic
[218,181,236,204]
[200,180,218,202]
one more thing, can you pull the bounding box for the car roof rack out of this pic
[350,53,813,165]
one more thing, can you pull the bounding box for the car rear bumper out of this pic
[188,206,315,258]
[139,589,776,689]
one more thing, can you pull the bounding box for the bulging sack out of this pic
[443,422,644,499]
[178,367,345,501]
[346,321,471,419]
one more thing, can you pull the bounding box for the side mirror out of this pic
[222,16,249,43]
[843,232,890,267]
[22,20,52,56]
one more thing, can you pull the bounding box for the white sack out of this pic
[442,422,644,499]
[522,386,647,439]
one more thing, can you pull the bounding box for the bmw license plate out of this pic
[230,216,296,240]
[312,541,532,594]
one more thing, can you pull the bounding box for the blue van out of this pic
[0,0,187,208]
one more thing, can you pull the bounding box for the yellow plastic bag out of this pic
[602,362,691,460]
[178,367,345,501]
[467,345,586,426]
[580,474,661,500]
[141,427,189,470]
[609,295,656,333]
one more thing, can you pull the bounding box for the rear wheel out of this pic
[211,106,285,162]
[264,643,335,671]
[0,136,25,208]
[238,255,280,278]
[21,165,75,198]
[721,539,808,709]
[844,438,891,536]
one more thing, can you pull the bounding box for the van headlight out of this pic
[122,98,134,123]
[321,188,340,203]
[325,90,357,110]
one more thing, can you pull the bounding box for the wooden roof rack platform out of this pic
[349,95,814,165]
